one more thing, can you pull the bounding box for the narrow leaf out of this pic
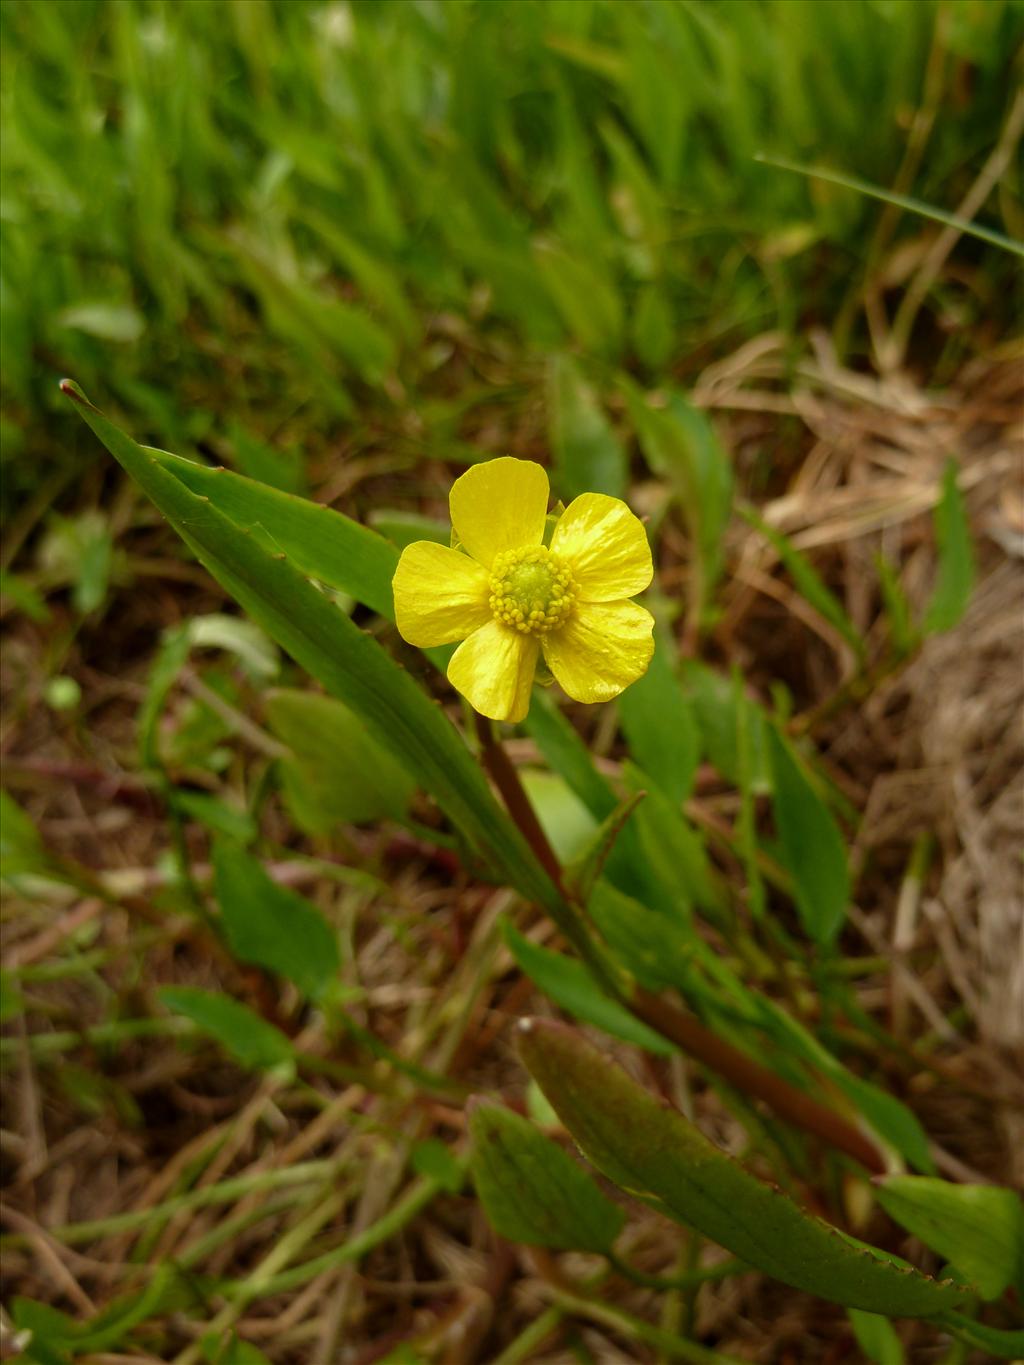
[848,1309,904,1365]
[548,353,627,499]
[754,154,1024,258]
[625,385,732,622]
[875,1176,1023,1301]
[741,507,864,659]
[503,922,674,1056]
[159,987,295,1075]
[213,841,340,1002]
[767,726,849,947]
[518,1019,971,1318]
[936,1312,1024,1359]
[923,461,974,635]
[265,688,415,832]
[565,791,646,904]
[469,1100,624,1254]
[618,635,700,804]
[146,446,398,619]
[874,554,915,655]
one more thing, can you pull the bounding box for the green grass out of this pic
[2,0,1020,507]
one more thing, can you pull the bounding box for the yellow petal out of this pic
[449,457,549,569]
[550,492,653,602]
[447,620,539,723]
[393,541,491,646]
[542,600,654,704]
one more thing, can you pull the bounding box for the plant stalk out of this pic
[477,714,887,1175]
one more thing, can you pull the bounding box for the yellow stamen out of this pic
[488,546,577,636]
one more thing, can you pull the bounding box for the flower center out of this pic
[489,546,577,635]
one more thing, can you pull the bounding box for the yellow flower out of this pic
[393,457,655,722]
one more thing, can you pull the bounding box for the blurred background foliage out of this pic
[3,0,1021,510]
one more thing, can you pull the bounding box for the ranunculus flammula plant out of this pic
[393,457,655,722]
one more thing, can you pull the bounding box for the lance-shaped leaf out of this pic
[144,445,398,619]
[517,1018,973,1318]
[469,1100,624,1254]
[564,790,646,904]
[213,840,340,1002]
[548,353,627,500]
[160,988,295,1076]
[503,922,673,1056]
[265,688,415,832]
[875,1175,1023,1301]
[60,384,568,934]
[935,1311,1024,1360]
[767,726,850,947]
[618,631,700,805]
[740,507,865,661]
[923,460,973,636]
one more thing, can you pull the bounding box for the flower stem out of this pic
[474,713,887,1175]
[474,711,565,890]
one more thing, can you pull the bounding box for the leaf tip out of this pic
[59,378,99,414]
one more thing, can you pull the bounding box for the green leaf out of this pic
[767,726,850,947]
[519,1019,973,1317]
[874,554,915,655]
[174,791,258,844]
[741,507,864,660]
[159,987,295,1075]
[565,791,645,905]
[936,1312,1024,1359]
[923,461,974,635]
[754,154,1024,258]
[225,424,307,497]
[213,840,340,1002]
[525,690,618,821]
[502,921,674,1056]
[0,791,93,895]
[0,791,49,880]
[875,1176,1023,1301]
[265,688,415,832]
[750,995,934,1173]
[831,1074,934,1176]
[625,386,732,623]
[631,284,674,369]
[202,1334,274,1365]
[0,570,51,623]
[682,661,771,793]
[618,635,700,804]
[56,302,145,342]
[469,1100,625,1254]
[548,353,627,499]
[519,770,598,865]
[587,881,696,993]
[533,239,622,355]
[138,624,193,770]
[0,969,25,1023]
[187,614,280,682]
[10,1298,75,1365]
[145,446,398,620]
[368,510,449,549]
[411,1139,465,1194]
[848,1309,904,1365]
[623,769,725,921]
[74,1264,180,1350]
[61,385,564,939]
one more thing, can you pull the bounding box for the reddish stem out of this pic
[474,710,887,1175]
